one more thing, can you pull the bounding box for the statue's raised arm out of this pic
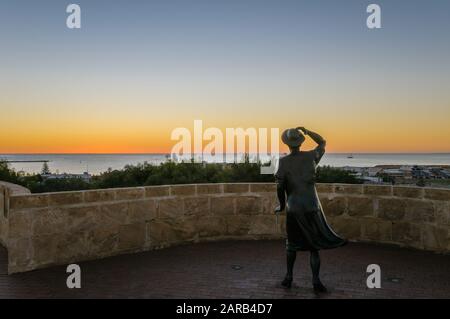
[296,127,326,164]
[296,127,326,147]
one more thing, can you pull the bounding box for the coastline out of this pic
[2,153,450,175]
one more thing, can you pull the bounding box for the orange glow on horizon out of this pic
[1,131,449,154]
[2,103,450,154]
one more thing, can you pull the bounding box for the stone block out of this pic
[55,232,90,263]
[362,219,392,242]
[86,225,119,257]
[422,225,448,251]
[33,208,68,236]
[65,205,100,233]
[0,222,6,246]
[128,200,157,223]
[316,183,334,194]
[170,185,196,196]
[210,197,234,215]
[249,183,276,193]
[84,189,115,203]
[0,189,4,217]
[226,215,251,236]
[329,217,361,239]
[393,187,424,199]
[10,194,49,210]
[248,215,278,235]
[48,192,84,206]
[434,202,449,226]
[118,223,146,251]
[364,185,392,196]
[320,195,347,217]
[334,184,363,195]
[147,220,175,245]
[178,218,199,241]
[2,189,9,218]
[147,219,196,245]
[378,198,406,221]
[32,234,57,265]
[197,184,222,195]
[224,183,249,194]
[9,211,33,238]
[158,198,182,219]
[145,186,170,198]
[424,188,450,201]
[190,216,226,238]
[115,187,145,201]
[261,194,278,215]
[97,202,128,227]
[347,197,374,217]
[392,222,421,246]
[8,238,32,266]
[404,200,435,223]
[236,196,262,215]
[184,197,209,216]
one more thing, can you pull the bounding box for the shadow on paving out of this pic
[0,240,449,298]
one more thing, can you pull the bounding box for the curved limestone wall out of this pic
[2,183,450,273]
[0,185,10,247]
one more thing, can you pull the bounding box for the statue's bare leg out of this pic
[310,250,327,293]
[282,250,296,288]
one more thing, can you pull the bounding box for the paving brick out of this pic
[0,241,449,298]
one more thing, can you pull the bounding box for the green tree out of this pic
[2,157,363,193]
[416,178,426,187]
[41,162,50,175]
[0,160,21,184]
[316,166,362,184]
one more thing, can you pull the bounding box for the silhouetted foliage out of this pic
[27,178,90,193]
[316,166,362,184]
[92,157,274,189]
[1,158,361,193]
[41,162,50,175]
[416,178,426,187]
[0,160,21,184]
[378,173,395,184]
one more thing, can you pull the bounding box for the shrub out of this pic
[1,158,361,193]
[0,160,21,184]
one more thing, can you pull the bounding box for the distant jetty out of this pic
[4,160,50,163]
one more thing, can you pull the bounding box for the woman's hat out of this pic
[281,128,305,147]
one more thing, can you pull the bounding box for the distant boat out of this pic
[347,154,354,159]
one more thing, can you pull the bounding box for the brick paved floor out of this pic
[1,240,449,298]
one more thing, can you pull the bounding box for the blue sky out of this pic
[1,0,450,153]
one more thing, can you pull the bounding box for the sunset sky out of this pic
[1,0,450,154]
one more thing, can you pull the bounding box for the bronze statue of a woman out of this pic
[275,127,347,293]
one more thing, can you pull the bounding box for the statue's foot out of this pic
[281,276,293,289]
[313,281,328,294]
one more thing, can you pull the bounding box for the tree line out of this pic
[0,159,361,193]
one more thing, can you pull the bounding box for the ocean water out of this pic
[1,153,450,175]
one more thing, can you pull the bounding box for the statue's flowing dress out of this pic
[275,145,347,251]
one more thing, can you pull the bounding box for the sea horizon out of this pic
[2,153,450,175]
[2,152,450,155]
